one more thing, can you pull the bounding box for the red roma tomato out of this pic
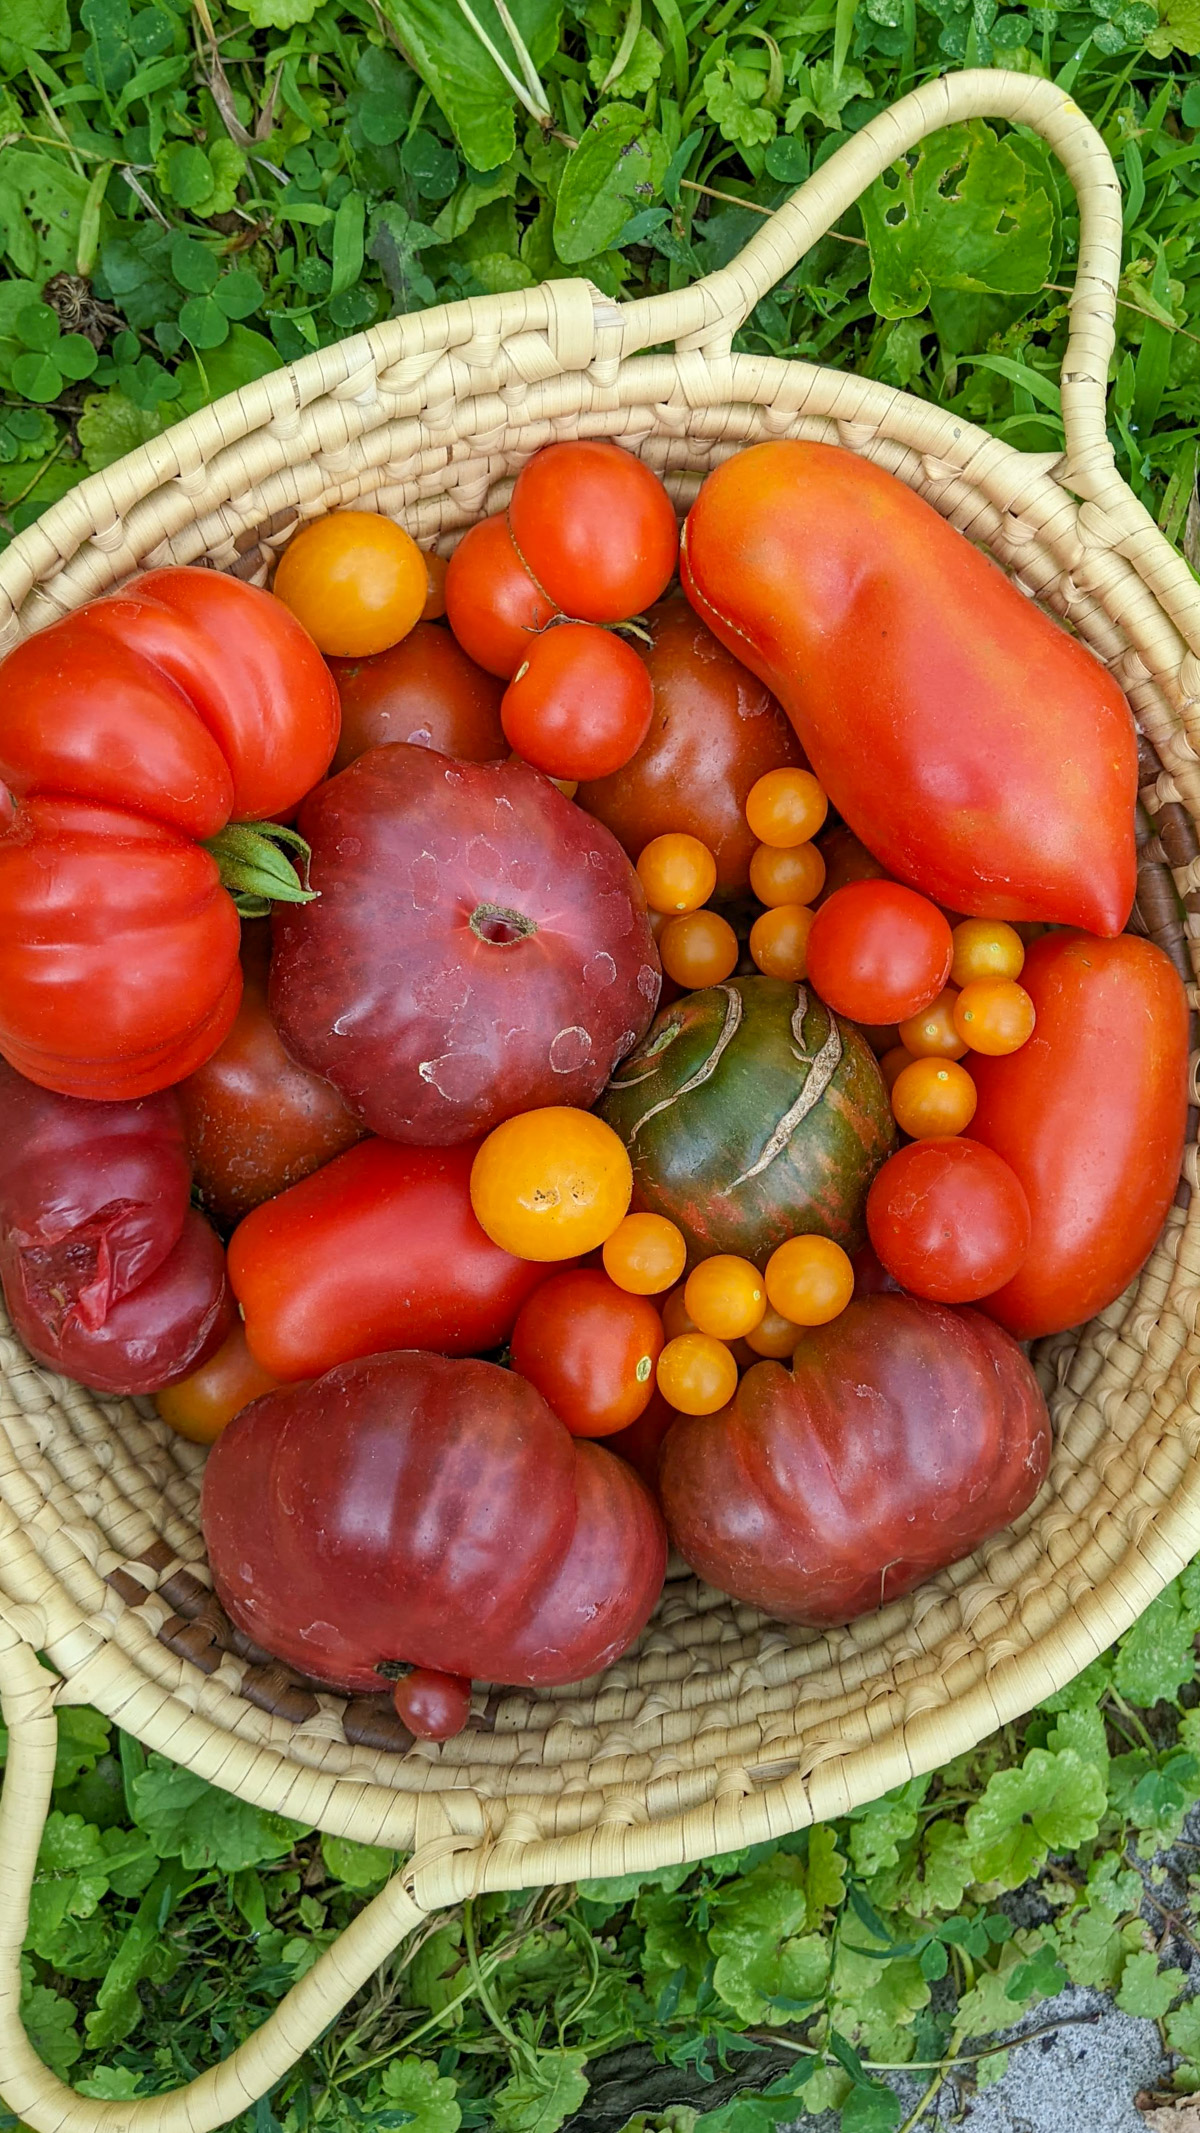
[510,1268,664,1436]
[682,442,1137,934]
[202,1350,666,1688]
[605,1389,676,1489]
[155,1323,279,1444]
[969,932,1189,1340]
[509,441,678,624]
[228,1136,551,1381]
[394,1669,471,1740]
[445,512,560,678]
[0,568,340,1100]
[576,598,806,897]
[270,749,660,1145]
[178,925,365,1227]
[327,622,505,772]
[806,881,952,1024]
[501,622,654,781]
[660,1293,1050,1624]
[866,1137,1031,1304]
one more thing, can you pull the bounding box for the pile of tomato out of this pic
[0,434,1188,1743]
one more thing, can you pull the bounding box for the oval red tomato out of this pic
[866,1137,1031,1303]
[327,622,505,772]
[510,1267,664,1436]
[444,512,560,678]
[805,880,953,1024]
[509,440,678,624]
[501,622,654,781]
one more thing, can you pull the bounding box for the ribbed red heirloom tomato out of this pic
[0,568,340,1100]
[510,1268,664,1436]
[444,512,560,678]
[806,880,953,1024]
[866,1137,1031,1304]
[327,622,505,772]
[203,1350,667,1689]
[501,623,654,781]
[508,441,678,624]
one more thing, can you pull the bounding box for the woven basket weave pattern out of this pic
[2,66,1200,2133]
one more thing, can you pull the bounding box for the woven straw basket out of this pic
[3,63,1200,2133]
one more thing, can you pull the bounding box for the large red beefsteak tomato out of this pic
[202,1350,667,1689]
[269,746,660,1143]
[659,1293,1050,1624]
[0,569,340,1100]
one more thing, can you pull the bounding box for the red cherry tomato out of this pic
[510,1266,664,1437]
[393,1668,472,1740]
[444,513,560,678]
[501,623,654,781]
[327,623,505,772]
[806,881,953,1024]
[508,442,678,623]
[866,1137,1031,1304]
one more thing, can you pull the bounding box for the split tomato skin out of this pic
[228,1136,550,1381]
[681,441,1137,935]
[444,512,560,678]
[969,931,1189,1340]
[327,622,505,772]
[659,1292,1050,1625]
[508,441,678,624]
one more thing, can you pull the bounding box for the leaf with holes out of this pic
[553,103,669,264]
[860,120,1054,321]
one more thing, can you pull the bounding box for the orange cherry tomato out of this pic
[745,1304,803,1359]
[470,1107,632,1260]
[501,622,654,781]
[891,1057,977,1138]
[661,1283,698,1340]
[327,622,505,773]
[155,1323,279,1445]
[274,511,428,658]
[659,911,739,988]
[953,980,1036,1056]
[510,1267,663,1436]
[879,1045,912,1093]
[444,512,560,678]
[684,1254,767,1340]
[950,918,1025,987]
[749,841,826,908]
[603,1212,688,1295]
[897,987,967,1060]
[745,767,828,847]
[421,552,448,620]
[764,1235,854,1327]
[508,440,678,624]
[749,903,814,981]
[657,1332,738,1414]
[637,832,718,915]
[806,881,953,1025]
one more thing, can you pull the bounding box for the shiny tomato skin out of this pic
[576,598,806,896]
[806,881,953,1025]
[660,1293,1050,1624]
[509,441,678,624]
[445,513,560,678]
[605,1389,676,1489]
[394,1670,472,1739]
[510,1268,664,1436]
[866,1137,1031,1304]
[327,622,505,773]
[228,1136,550,1381]
[682,442,1137,934]
[202,1350,666,1689]
[815,826,890,905]
[155,1322,280,1443]
[179,926,365,1227]
[501,623,654,781]
[969,932,1189,1340]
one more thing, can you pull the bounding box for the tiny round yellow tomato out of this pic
[637,833,718,915]
[950,918,1025,987]
[659,910,739,988]
[744,1304,803,1359]
[748,903,815,981]
[749,841,826,908]
[897,987,967,1060]
[273,510,428,657]
[657,1332,738,1414]
[603,1212,688,1295]
[764,1235,855,1327]
[890,1057,977,1137]
[745,768,829,847]
[684,1254,767,1340]
[953,979,1036,1057]
[470,1107,632,1260]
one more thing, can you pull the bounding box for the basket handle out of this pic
[0,1630,430,2133]
[622,68,1121,491]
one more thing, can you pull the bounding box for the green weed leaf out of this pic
[490,2049,589,2133]
[130,1754,311,1869]
[861,120,1053,320]
[554,102,668,264]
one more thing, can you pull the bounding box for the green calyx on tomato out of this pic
[202,820,318,918]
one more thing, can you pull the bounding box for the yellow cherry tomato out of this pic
[897,986,967,1060]
[749,841,826,908]
[744,767,829,847]
[953,979,1036,1056]
[764,1235,854,1327]
[745,1305,803,1359]
[470,1107,632,1260]
[637,833,717,914]
[950,918,1025,987]
[748,903,815,981]
[880,1044,913,1093]
[890,1057,977,1137]
[603,1212,687,1295]
[659,910,739,988]
[155,1324,279,1445]
[657,1332,738,1414]
[274,510,428,657]
[684,1254,767,1340]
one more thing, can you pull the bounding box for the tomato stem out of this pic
[470,902,538,945]
[204,819,318,918]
